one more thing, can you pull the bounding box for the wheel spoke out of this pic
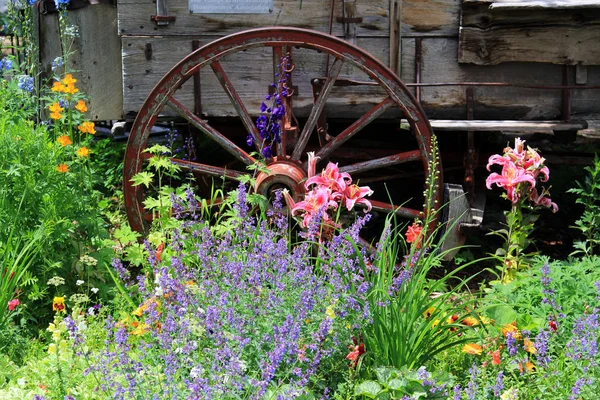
[339,149,421,175]
[370,200,422,219]
[291,57,344,160]
[166,97,255,166]
[170,159,245,180]
[210,60,261,152]
[315,98,395,162]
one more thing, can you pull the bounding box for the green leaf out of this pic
[113,224,141,244]
[387,378,408,391]
[125,243,145,266]
[375,366,398,385]
[143,196,163,211]
[486,304,517,326]
[130,171,154,188]
[144,144,171,155]
[355,381,383,398]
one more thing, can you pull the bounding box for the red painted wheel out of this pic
[124,27,442,236]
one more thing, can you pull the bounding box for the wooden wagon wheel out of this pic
[124,27,442,238]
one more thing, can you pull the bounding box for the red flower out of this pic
[492,349,501,365]
[7,299,20,311]
[156,243,165,262]
[406,222,423,249]
[549,320,558,332]
[346,337,365,368]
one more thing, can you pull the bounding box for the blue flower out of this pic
[51,57,64,71]
[0,59,12,71]
[54,0,70,8]
[17,75,34,92]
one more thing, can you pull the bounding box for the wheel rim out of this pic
[124,27,442,236]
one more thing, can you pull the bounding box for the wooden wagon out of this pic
[34,0,600,246]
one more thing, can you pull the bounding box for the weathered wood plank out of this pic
[400,119,588,132]
[460,0,600,65]
[122,36,392,118]
[461,4,600,28]
[400,0,460,35]
[38,6,123,120]
[409,38,600,119]
[491,1,600,10]
[117,0,390,38]
[122,35,600,120]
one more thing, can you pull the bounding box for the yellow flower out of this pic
[57,135,72,146]
[519,361,535,373]
[462,316,479,326]
[56,164,69,173]
[325,305,336,319]
[63,83,79,95]
[462,343,483,355]
[50,112,63,120]
[524,338,537,354]
[48,343,57,355]
[75,99,87,113]
[49,102,64,114]
[76,147,90,157]
[501,322,521,339]
[51,81,65,92]
[423,306,435,319]
[78,121,96,135]
[62,73,77,85]
[52,296,65,312]
[52,329,61,341]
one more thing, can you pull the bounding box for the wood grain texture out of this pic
[122,36,600,120]
[122,36,392,118]
[117,0,390,37]
[38,6,123,120]
[460,0,600,65]
[399,0,460,35]
[458,25,600,65]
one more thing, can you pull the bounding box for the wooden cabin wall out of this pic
[34,0,597,121]
[119,0,598,121]
[37,6,123,121]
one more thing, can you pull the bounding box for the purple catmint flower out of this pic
[506,332,518,357]
[465,364,478,400]
[453,384,462,400]
[570,377,593,400]
[493,371,504,396]
[535,329,551,367]
[567,311,599,363]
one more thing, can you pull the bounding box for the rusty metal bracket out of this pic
[151,0,176,25]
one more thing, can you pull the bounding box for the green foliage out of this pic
[354,367,454,399]
[568,154,600,256]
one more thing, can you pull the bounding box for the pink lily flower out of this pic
[307,151,319,179]
[529,187,558,213]
[343,184,374,212]
[305,162,351,193]
[487,154,511,171]
[292,186,337,227]
[281,188,296,210]
[486,160,536,203]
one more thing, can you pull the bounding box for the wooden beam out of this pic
[491,1,600,10]
[400,119,588,132]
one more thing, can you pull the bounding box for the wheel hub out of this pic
[254,158,307,203]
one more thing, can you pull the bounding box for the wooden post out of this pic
[389,0,402,76]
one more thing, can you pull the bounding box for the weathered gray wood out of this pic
[123,35,600,120]
[576,64,589,85]
[389,0,402,74]
[400,0,460,36]
[460,0,600,65]
[401,119,588,132]
[122,36,392,119]
[491,1,600,10]
[117,0,390,38]
[458,25,600,65]
[38,6,123,120]
[461,5,600,28]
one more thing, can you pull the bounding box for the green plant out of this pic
[354,366,454,399]
[568,154,600,256]
[0,223,44,332]
[346,138,487,371]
